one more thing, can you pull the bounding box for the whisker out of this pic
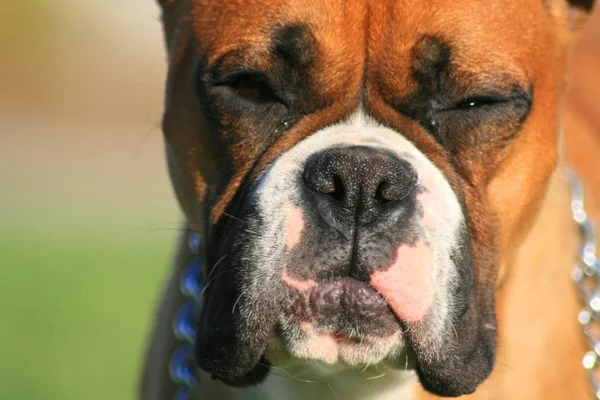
[494,359,513,372]
[231,294,243,315]
[366,372,387,380]
[255,361,317,383]
[199,271,227,297]
[325,381,340,400]
[293,365,320,379]
[206,254,229,282]
[221,211,246,223]
[200,202,247,223]
[133,123,160,160]
[145,227,195,233]
[268,370,316,383]
[199,259,229,298]
[139,221,189,228]
[448,320,459,342]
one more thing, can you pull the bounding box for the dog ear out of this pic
[564,0,596,32]
[157,0,177,8]
[544,0,596,32]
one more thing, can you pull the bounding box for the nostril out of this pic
[374,172,418,204]
[303,164,346,202]
[331,175,345,202]
[374,181,391,204]
[303,169,332,194]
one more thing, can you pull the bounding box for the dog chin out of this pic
[273,328,406,367]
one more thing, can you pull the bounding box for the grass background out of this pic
[0,127,179,400]
[0,230,170,400]
[0,1,178,399]
[0,129,178,400]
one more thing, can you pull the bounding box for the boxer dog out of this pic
[141,0,599,398]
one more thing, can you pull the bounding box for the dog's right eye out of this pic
[231,74,276,103]
[213,71,285,106]
[200,67,294,132]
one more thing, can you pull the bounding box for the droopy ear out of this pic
[551,0,597,33]
[567,0,596,31]
[157,0,177,8]
[156,0,190,59]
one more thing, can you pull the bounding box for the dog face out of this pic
[158,0,595,396]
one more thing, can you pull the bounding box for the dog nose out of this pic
[303,146,417,225]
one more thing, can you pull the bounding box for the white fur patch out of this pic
[198,367,418,400]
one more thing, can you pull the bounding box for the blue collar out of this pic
[169,232,202,400]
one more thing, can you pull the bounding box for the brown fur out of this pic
[143,0,599,398]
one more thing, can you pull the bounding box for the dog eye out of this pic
[453,96,507,110]
[220,72,282,104]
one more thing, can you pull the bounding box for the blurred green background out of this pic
[0,1,599,400]
[0,1,178,399]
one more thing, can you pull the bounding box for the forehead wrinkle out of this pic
[367,0,549,89]
[192,0,286,65]
[195,1,365,77]
[204,42,275,72]
[272,23,315,68]
[206,23,317,74]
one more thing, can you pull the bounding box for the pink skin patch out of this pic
[369,241,433,322]
[282,268,315,292]
[296,322,360,363]
[283,202,304,251]
[297,322,340,362]
[299,333,339,361]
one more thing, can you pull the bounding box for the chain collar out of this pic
[167,173,598,399]
[566,171,600,399]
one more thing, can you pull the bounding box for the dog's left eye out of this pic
[452,96,507,110]
[425,89,532,144]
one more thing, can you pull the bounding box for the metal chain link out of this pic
[566,171,600,399]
